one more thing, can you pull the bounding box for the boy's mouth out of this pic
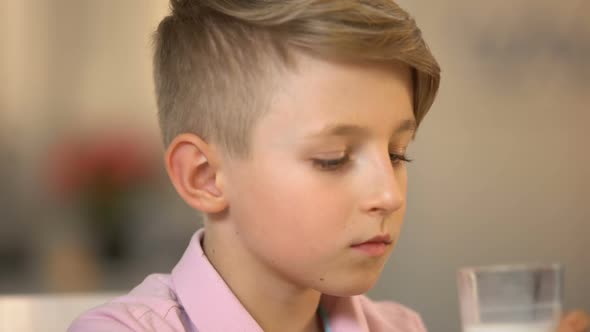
[350,234,392,256]
[351,234,392,246]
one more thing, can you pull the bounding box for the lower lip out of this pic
[351,242,390,256]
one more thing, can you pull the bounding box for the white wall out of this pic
[1,0,168,140]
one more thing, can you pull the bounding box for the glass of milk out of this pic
[457,263,563,332]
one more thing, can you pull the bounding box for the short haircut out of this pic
[153,0,441,158]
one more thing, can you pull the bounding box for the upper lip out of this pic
[352,234,392,246]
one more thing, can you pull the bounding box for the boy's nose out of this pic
[359,154,405,217]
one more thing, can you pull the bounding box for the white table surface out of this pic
[0,293,123,332]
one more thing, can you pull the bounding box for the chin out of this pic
[318,273,381,297]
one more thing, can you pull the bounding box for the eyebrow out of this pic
[305,118,417,139]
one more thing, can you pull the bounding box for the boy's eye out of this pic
[312,155,350,171]
[390,153,412,165]
[313,153,411,171]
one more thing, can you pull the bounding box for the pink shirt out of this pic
[69,229,427,332]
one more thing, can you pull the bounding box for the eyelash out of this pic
[313,153,412,171]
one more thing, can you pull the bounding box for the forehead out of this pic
[255,54,415,146]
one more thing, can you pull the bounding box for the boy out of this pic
[69,1,588,331]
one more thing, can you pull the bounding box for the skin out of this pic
[164,52,589,332]
[558,311,590,332]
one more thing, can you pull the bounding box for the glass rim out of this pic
[458,262,563,274]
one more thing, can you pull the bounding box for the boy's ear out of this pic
[165,133,228,214]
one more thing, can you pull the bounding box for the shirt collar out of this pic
[171,228,263,331]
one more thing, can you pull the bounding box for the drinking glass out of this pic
[457,263,563,332]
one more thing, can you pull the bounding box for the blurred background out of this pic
[0,0,588,331]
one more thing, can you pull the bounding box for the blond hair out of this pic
[153,0,440,158]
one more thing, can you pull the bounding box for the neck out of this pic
[203,225,324,332]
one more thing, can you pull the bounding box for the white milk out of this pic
[464,321,556,332]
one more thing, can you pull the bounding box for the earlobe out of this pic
[164,134,228,214]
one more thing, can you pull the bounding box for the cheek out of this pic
[260,168,353,227]
[396,165,409,195]
[391,168,409,235]
[231,163,355,250]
